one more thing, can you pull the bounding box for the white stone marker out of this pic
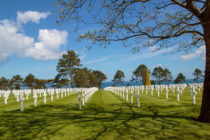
[126,89,128,101]
[157,88,160,97]
[56,91,59,99]
[78,92,81,110]
[151,87,154,96]
[122,89,124,99]
[20,93,24,111]
[61,90,63,98]
[145,87,148,95]
[43,92,47,104]
[51,91,54,101]
[16,92,20,102]
[4,92,8,104]
[34,92,38,106]
[25,92,29,100]
[191,87,197,104]
[130,90,133,104]
[176,87,180,102]
[137,91,140,108]
[82,91,85,105]
[165,86,168,99]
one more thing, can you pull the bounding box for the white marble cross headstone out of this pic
[137,91,140,108]
[34,92,38,106]
[165,86,168,99]
[176,87,180,102]
[130,90,133,104]
[78,92,81,110]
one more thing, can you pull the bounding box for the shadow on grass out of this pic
[0,93,209,140]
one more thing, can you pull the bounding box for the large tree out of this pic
[74,67,91,87]
[174,72,186,83]
[162,68,173,84]
[11,74,23,90]
[24,74,36,89]
[55,0,210,122]
[193,68,203,82]
[132,64,147,85]
[57,50,82,88]
[91,70,107,88]
[53,74,69,88]
[0,77,9,90]
[152,66,164,84]
[112,70,125,85]
[35,79,47,89]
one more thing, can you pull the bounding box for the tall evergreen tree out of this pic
[152,66,164,85]
[53,74,69,88]
[162,68,173,84]
[74,68,91,87]
[24,74,36,89]
[91,70,107,89]
[193,68,203,82]
[57,50,82,88]
[112,70,125,85]
[0,77,9,90]
[132,64,147,85]
[174,73,186,84]
[11,74,23,90]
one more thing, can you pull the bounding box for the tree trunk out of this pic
[198,20,210,123]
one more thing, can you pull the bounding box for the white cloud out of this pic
[181,46,205,60]
[25,29,68,60]
[17,11,50,24]
[0,20,34,62]
[0,11,68,62]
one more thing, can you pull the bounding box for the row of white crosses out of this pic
[0,88,87,111]
[105,83,203,106]
[105,86,141,108]
[78,87,98,110]
[189,83,203,104]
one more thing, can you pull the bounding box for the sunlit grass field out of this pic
[0,88,210,140]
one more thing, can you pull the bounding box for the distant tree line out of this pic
[0,74,50,90]
[111,65,203,86]
[0,50,107,90]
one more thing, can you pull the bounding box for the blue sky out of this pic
[0,0,205,81]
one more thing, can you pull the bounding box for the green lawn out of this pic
[0,89,210,140]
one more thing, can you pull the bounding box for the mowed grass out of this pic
[0,88,210,140]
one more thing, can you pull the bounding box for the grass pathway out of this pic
[0,90,210,140]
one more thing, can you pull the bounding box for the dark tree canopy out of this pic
[74,67,91,87]
[112,70,125,85]
[35,79,47,89]
[24,74,36,89]
[0,77,9,90]
[193,68,203,82]
[174,72,186,83]
[132,64,147,85]
[11,74,23,90]
[53,74,69,88]
[91,70,107,88]
[162,68,173,84]
[57,50,82,88]
[152,66,164,84]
